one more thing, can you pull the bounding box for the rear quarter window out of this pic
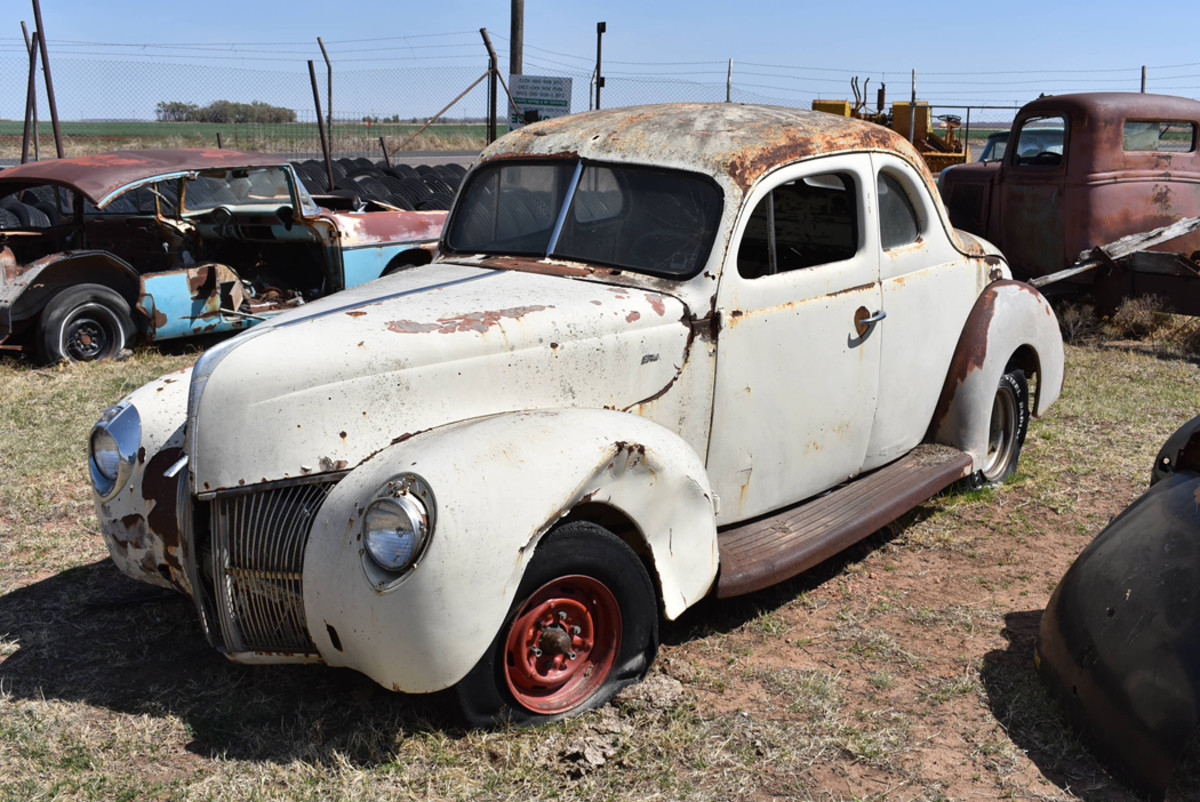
[1123,121,1197,153]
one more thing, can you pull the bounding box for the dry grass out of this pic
[1,337,1199,800]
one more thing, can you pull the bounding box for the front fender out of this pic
[302,408,717,694]
[927,280,1064,469]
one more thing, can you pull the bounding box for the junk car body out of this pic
[1036,414,1200,801]
[938,92,1200,313]
[0,149,446,362]
[89,104,1064,724]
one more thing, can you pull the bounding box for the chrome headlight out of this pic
[362,474,436,585]
[88,402,141,500]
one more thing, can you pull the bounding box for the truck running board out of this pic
[716,444,973,598]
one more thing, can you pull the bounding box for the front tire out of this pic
[37,284,135,364]
[456,521,659,727]
[963,369,1029,489]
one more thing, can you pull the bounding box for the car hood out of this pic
[188,262,693,493]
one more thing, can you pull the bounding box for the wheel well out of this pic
[1005,344,1042,410]
[383,248,434,276]
[558,501,665,614]
[10,254,140,324]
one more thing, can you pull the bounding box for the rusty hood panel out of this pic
[188,262,692,494]
[0,149,285,205]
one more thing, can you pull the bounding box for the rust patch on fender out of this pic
[386,305,550,335]
[645,294,666,316]
[0,247,20,282]
[626,311,641,322]
[926,282,1008,435]
[143,446,184,570]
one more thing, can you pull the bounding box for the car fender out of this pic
[0,248,141,334]
[927,280,1064,470]
[1036,468,1200,798]
[301,407,718,694]
[1150,413,1200,485]
[92,365,194,593]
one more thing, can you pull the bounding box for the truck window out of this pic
[877,173,920,249]
[737,173,858,279]
[1123,121,1197,153]
[1012,116,1066,167]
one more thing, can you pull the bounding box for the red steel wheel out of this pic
[503,575,622,714]
[455,521,658,727]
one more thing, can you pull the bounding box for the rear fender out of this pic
[0,249,140,327]
[302,408,717,693]
[927,280,1064,470]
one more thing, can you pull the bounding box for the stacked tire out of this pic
[291,159,464,212]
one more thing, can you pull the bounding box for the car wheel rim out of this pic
[64,304,119,362]
[503,574,621,715]
[981,383,1017,481]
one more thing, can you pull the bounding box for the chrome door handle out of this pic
[853,306,886,336]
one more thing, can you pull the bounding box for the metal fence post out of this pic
[480,28,498,143]
[31,0,63,158]
[595,22,606,110]
[308,60,335,192]
[21,27,38,163]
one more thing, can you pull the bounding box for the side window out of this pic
[877,173,920,249]
[1012,115,1066,167]
[1123,120,1197,153]
[737,172,858,279]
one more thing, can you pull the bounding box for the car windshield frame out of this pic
[443,158,724,280]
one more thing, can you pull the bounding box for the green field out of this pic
[0,120,489,158]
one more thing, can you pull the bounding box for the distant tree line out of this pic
[155,100,297,124]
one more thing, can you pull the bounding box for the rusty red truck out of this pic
[938,92,1200,313]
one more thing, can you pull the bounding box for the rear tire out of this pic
[962,369,1029,489]
[37,284,135,364]
[456,521,658,727]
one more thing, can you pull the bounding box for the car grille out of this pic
[208,481,336,654]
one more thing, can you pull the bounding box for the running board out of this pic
[716,444,973,598]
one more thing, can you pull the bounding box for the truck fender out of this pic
[302,408,718,694]
[927,280,1064,470]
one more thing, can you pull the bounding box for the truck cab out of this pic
[939,92,1200,309]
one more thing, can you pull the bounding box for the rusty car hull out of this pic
[940,93,1200,307]
[1036,414,1200,800]
[89,104,1063,723]
[0,149,446,361]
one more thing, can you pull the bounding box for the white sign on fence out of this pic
[508,75,573,130]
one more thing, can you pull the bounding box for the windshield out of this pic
[183,166,297,214]
[445,160,723,279]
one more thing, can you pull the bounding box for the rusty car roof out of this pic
[1017,92,1200,124]
[479,103,929,193]
[0,148,288,205]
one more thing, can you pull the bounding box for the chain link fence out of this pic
[0,50,1040,163]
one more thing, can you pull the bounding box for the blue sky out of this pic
[4,1,1200,120]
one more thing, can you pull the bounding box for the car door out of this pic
[864,153,988,470]
[706,153,882,525]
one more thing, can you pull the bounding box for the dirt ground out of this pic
[2,341,1199,801]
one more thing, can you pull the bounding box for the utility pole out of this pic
[510,0,524,78]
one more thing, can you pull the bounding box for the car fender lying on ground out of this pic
[1037,414,1200,800]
